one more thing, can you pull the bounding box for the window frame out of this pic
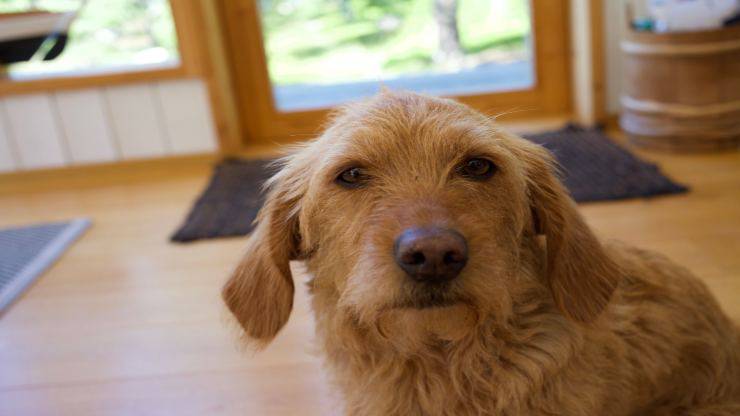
[0,0,202,96]
[220,0,573,145]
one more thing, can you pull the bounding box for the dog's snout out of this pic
[394,227,468,283]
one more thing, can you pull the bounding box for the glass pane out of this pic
[258,0,534,111]
[0,0,179,80]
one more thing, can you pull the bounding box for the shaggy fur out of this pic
[223,91,740,415]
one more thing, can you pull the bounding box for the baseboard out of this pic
[0,153,218,194]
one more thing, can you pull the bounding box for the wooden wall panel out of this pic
[0,79,219,173]
[2,94,68,169]
[0,105,18,172]
[155,80,217,155]
[55,89,119,164]
[104,84,169,159]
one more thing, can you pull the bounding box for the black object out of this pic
[0,33,68,65]
[724,12,740,27]
[43,34,68,61]
[171,125,688,243]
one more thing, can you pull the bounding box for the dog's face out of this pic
[223,91,621,346]
[295,95,533,327]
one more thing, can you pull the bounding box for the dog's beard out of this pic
[338,249,491,351]
[363,280,479,351]
[392,282,463,309]
[374,302,480,353]
[340,276,480,349]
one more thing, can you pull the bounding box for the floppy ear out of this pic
[517,140,621,323]
[222,159,305,346]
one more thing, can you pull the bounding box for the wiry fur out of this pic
[223,91,740,415]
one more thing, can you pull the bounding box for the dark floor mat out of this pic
[171,125,688,242]
[525,125,688,202]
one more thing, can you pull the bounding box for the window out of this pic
[219,0,571,141]
[258,0,534,110]
[0,0,179,80]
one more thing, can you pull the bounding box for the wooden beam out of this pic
[590,0,607,123]
[190,0,244,154]
[569,0,607,126]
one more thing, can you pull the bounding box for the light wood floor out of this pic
[0,141,739,416]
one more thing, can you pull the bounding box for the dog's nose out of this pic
[394,227,468,283]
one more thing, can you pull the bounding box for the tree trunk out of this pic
[434,0,463,67]
[338,0,354,21]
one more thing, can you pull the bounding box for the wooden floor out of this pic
[0,140,739,416]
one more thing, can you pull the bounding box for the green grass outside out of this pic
[1,0,530,84]
[260,0,531,85]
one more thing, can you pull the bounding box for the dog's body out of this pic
[313,242,740,415]
[224,92,740,415]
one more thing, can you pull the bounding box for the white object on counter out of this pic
[649,0,739,32]
[0,12,76,42]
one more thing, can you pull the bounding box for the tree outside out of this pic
[259,0,531,86]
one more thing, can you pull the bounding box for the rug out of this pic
[0,219,90,314]
[171,125,687,242]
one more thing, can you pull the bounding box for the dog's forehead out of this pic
[323,94,505,166]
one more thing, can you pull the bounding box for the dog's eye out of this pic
[458,158,496,180]
[336,167,369,188]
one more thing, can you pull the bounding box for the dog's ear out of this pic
[516,139,621,323]
[222,157,306,346]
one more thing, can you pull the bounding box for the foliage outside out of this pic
[259,0,531,86]
[1,0,531,85]
[0,0,178,76]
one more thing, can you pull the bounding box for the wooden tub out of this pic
[620,25,740,151]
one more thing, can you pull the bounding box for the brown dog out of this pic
[223,91,740,415]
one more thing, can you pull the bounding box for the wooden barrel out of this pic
[620,25,740,152]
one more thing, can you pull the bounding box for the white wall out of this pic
[604,0,630,115]
[0,78,218,172]
[604,0,652,114]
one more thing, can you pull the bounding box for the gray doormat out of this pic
[0,219,90,315]
[171,125,688,243]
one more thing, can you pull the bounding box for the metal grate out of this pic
[0,219,90,314]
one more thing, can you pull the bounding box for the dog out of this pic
[223,91,740,415]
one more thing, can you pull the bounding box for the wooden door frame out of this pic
[569,0,607,126]
[218,0,573,145]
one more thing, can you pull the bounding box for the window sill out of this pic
[0,62,197,97]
